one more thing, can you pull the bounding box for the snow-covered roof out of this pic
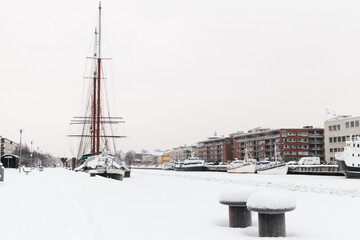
[1,154,19,158]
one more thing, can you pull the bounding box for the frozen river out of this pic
[0,168,359,240]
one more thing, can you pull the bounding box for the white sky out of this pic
[1,0,360,157]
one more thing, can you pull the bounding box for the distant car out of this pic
[298,157,320,165]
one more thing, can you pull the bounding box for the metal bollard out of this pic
[219,189,256,228]
[247,191,296,237]
[227,205,252,228]
[257,212,287,237]
[0,163,4,182]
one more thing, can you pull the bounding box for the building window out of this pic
[329,137,332,143]
[342,136,346,142]
[330,148,333,152]
[338,137,341,142]
[329,126,332,131]
[351,121,355,128]
[346,122,350,128]
[334,137,337,143]
[337,125,340,130]
[356,121,359,127]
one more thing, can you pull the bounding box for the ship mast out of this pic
[96,1,102,155]
[93,27,97,155]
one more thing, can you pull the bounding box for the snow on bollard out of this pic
[0,163,4,182]
[247,191,296,237]
[89,170,98,177]
[219,189,256,228]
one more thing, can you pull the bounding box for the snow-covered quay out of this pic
[1,169,360,240]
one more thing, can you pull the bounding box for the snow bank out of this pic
[247,190,296,211]
[219,188,256,204]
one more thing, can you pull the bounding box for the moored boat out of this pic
[227,149,257,174]
[173,156,206,171]
[335,136,360,178]
[75,153,126,181]
[68,2,127,180]
[256,162,288,175]
[256,145,288,175]
[162,162,174,170]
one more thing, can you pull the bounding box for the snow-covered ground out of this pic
[0,168,359,240]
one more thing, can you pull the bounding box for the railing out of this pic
[309,134,323,138]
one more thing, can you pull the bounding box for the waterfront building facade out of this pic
[157,151,171,165]
[324,115,360,163]
[142,154,157,165]
[232,127,324,162]
[0,137,19,157]
[170,145,198,162]
[198,136,233,163]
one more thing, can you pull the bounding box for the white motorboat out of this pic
[256,145,288,175]
[227,149,257,174]
[173,155,206,171]
[256,161,288,175]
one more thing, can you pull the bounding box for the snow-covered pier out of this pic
[0,168,359,239]
[135,164,344,176]
[288,165,342,176]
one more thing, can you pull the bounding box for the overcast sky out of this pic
[1,0,360,157]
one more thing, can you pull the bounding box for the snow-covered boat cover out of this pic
[75,154,125,171]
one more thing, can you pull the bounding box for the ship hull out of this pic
[336,160,360,178]
[227,163,256,174]
[86,168,125,181]
[173,166,206,171]
[257,163,288,175]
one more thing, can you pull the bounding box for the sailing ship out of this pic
[227,148,257,174]
[256,144,288,175]
[335,136,360,178]
[69,2,127,180]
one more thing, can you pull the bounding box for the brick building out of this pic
[232,127,324,162]
[198,136,233,163]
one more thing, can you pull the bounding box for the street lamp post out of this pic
[37,147,39,169]
[30,141,33,169]
[19,129,23,173]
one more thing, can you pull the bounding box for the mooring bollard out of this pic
[89,170,97,177]
[0,163,4,182]
[219,189,256,228]
[247,191,296,237]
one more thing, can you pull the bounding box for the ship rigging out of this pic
[69,2,126,161]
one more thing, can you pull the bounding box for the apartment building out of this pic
[198,136,233,163]
[0,137,19,157]
[324,115,360,163]
[170,145,198,162]
[157,151,171,165]
[232,127,324,162]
